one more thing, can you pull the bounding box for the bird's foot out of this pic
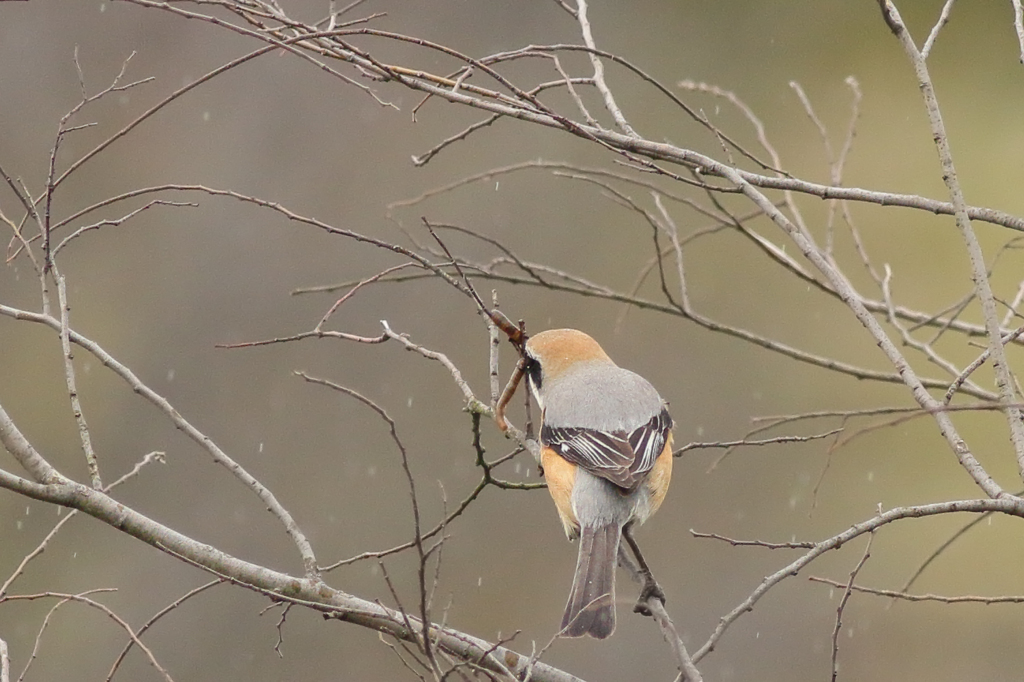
[633,578,667,616]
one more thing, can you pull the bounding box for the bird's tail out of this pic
[561,522,620,639]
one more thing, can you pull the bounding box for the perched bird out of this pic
[500,328,673,639]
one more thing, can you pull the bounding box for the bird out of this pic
[498,328,673,639]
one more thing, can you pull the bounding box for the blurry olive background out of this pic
[2,1,1024,680]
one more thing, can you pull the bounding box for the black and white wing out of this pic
[542,407,673,491]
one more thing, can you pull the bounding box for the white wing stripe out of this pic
[542,408,672,488]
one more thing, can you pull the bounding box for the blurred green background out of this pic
[2,1,1024,680]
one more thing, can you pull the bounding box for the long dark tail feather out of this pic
[561,523,621,639]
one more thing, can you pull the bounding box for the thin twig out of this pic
[880,264,980,387]
[314,263,420,331]
[379,320,487,412]
[680,429,842,470]
[811,576,1024,605]
[55,273,101,489]
[3,590,173,682]
[52,200,194,257]
[895,508,997,598]
[690,531,815,550]
[106,579,222,681]
[575,0,634,136]
[944,325,1024,404]
[921,0,956,60]
[296,372,439,674]
[829,532,874,682]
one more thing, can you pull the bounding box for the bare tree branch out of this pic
[0,307,321,579]
[879,0,1024,480]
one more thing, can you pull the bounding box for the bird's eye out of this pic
[525,356,542,391]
